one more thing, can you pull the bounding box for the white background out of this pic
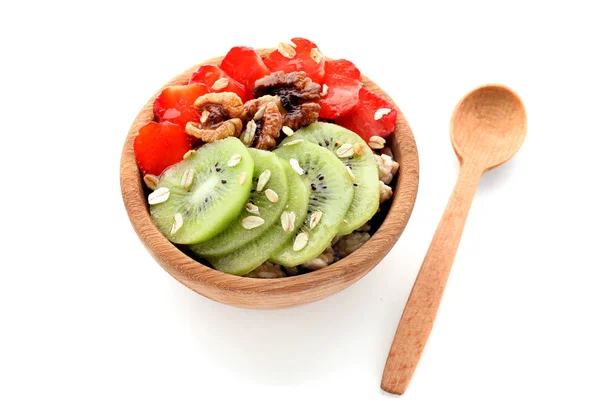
[1,0,599,418]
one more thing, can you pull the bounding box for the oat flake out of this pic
[265,189,279,203]
[293,232,309,251]
[148,187,170,205]
[183,149,196,160]
[336,143,354,158]
[242,216,265,230]
[369,136,386,149]
[290,158,304,175]
[181,168,195,190]
[227,153,242,167]
[280,211,296,233]
[143,174,159,190]
[282,126,294,136]
[245,203,260,215]
[256,169,271,192]
[309,210,323,229]
[211,78,229,90]
[374,108,392,121]
[239,172,247,185]
[278,41,296,59]
[170,213,183,235]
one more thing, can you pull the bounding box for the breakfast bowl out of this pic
[120,44,419,309]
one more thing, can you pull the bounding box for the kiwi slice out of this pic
[281,122,379,235]
[207,158,310,275]
[190,148,289,258]
[149,137,253,244]
[271,141,354,266]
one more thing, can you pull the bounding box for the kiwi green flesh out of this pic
[281,122,380,235]
[190,148,289,258]
[207,159,310,275]
[150,137,253,244]
[270,141,354,267]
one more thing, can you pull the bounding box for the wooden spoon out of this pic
[381,84,527,395]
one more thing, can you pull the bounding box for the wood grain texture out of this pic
[120,49,419,310]
[381,84,526,393]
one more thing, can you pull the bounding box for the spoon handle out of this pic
[381,162,483,395]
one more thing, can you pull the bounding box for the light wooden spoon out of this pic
[381,84,527,395]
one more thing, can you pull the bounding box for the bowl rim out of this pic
[120,48,419,309]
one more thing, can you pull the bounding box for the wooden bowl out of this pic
[120,49,419,309]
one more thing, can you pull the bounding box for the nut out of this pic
[240,98,283,149]
[254,71,321,130]
[246,261,286,278]
[186,92,244,142]
[186,118,242,143]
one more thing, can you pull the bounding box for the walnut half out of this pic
[240,96,284,150]
[185,92,244,142]
[253,71,321,130]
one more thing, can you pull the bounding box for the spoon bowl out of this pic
[450,84,527,170]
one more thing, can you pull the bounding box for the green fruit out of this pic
[208,158,310,275]
[271,141,354,266]
[190,148,289,258]
[149,137,253,244]
[281,122,379,235]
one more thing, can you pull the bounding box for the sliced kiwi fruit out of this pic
[190,148,289,258]
[281,122,379,235]
[271,141,354,266]
[207,158,310,275]
[149,137,253,244]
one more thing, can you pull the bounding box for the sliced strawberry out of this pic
[134,122,192,176]
[153,83,209,128]
[263,38,325,84]
[317,59,361,119]
[220,46,270,92]
[336,87,398,141]
[189,64,248,101]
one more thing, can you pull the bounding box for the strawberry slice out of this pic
[317,59,361,119]
[263,38,325,84]
[134,122,192,176]
[336,87,398,141]
[220,46,270,92]
[189,64,248,101]
[153,83,209,128]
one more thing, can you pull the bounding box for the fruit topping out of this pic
[153,83,210,128]
[272,141,354,266]
[149,137,254,244]
[190,148,289,257]
[254,71,321,130]
[335,87,398,141]
[206,159,310,276]
[220,46,271,92]
[281,122,379,235]
[189,64,248,101]
[263,38,326,84]
[240,96,284,149]
[185,92,244,143]
[316,59,362,119]
[134,121,192,176]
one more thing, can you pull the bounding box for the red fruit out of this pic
[189,64,248,101]
[317,59,362,119]
[153,83,209,128]
[336,88,398,141]
[220,46,270,92]
[134,122,192,176]
[263,38,325,84]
